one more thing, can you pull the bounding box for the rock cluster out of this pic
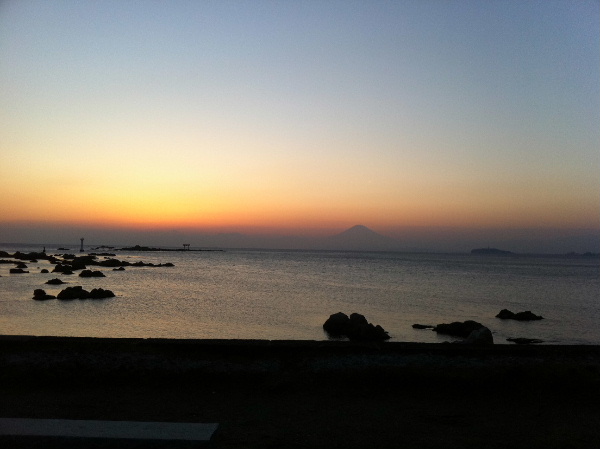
[57,286,115,300]
[323,312,390,341]
[32,289,56,300]
[45,278,66,285]
[433,320,485,338]
[496,309,543,321]
[79,270,106,277]
[432,320,494,345]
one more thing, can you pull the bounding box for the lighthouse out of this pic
[80,238,84,253]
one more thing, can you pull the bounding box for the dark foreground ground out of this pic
[1,336,599,448]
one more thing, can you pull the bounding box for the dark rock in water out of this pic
[434,320,484,338]
[496,309,543,321]
[412,324,434,329]
[13,251,50,261]
[162,262,175,267]
[349,312,368,327]
[113,266,126,271]
[46,278,66,285]
[16,262,28,269]
[323,312,350,336]
[507,338,544,345]
[57,286,90,300]
[9,268,29,274]
[57,285,114,299]
[79,269,106,278]
[33,289,56,300]
[0,250,11,257]
[323,312,390,341]
[52,263,71,273]
[513,311,543,321]
[496,309,514,319]
[464,327,494,345]
[40,269,49,273]
[88,288,115,299]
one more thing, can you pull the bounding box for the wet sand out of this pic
[1,336,599,448]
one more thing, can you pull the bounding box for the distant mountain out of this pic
[320,225,401,251]
[471,248,514,256]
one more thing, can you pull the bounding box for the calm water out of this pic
[1,244,598,344]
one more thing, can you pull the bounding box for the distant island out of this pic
[119,245,222,252]
[470,248,514,255]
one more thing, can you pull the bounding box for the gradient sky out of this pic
[1,0,599,246]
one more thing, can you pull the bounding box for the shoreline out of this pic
[2,336,599,448]
[2,335,599,382]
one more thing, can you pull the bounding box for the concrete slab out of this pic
[0,418,218,448]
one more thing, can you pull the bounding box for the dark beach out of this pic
[1,336,599,448]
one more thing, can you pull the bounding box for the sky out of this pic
[1,0,599,251]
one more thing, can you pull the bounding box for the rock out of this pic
[52,263,71,273]
[112,266,126,271]
[323,312,350,336]
[323,312,390,341]
[79,269,106,278]
[434,320,484,338]
[513,311,543,321]
[46,278,66,285]
[88,288,115,299]
[57,286,90,300]
[16,262,28,269]
[40,269,49,273]
[0,250,11,257]
[496,309,543,321]
[464,326,494,345]
[32,289,56,300]
[412,324,434,329]
[349,312,368,327]
[13,251,49,261]
[507,338,544,345]
[9,268,29,274]
[496,309,514,319]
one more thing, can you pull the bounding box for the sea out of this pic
[1,243,598,345]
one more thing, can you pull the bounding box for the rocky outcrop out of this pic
[57,286,90,299]
[323,312,390,341]
[57,286,115,299]
[33,289,56,300]
[79,269,106,278]
[88,288,115,299]
[434,320,484,338]
[9,268,29,274]
[46,278,66,285]
[13,251,50,261]
[52,264,74,274]
[496,309,543,321]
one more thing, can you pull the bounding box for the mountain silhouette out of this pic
[321,225,401,251]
